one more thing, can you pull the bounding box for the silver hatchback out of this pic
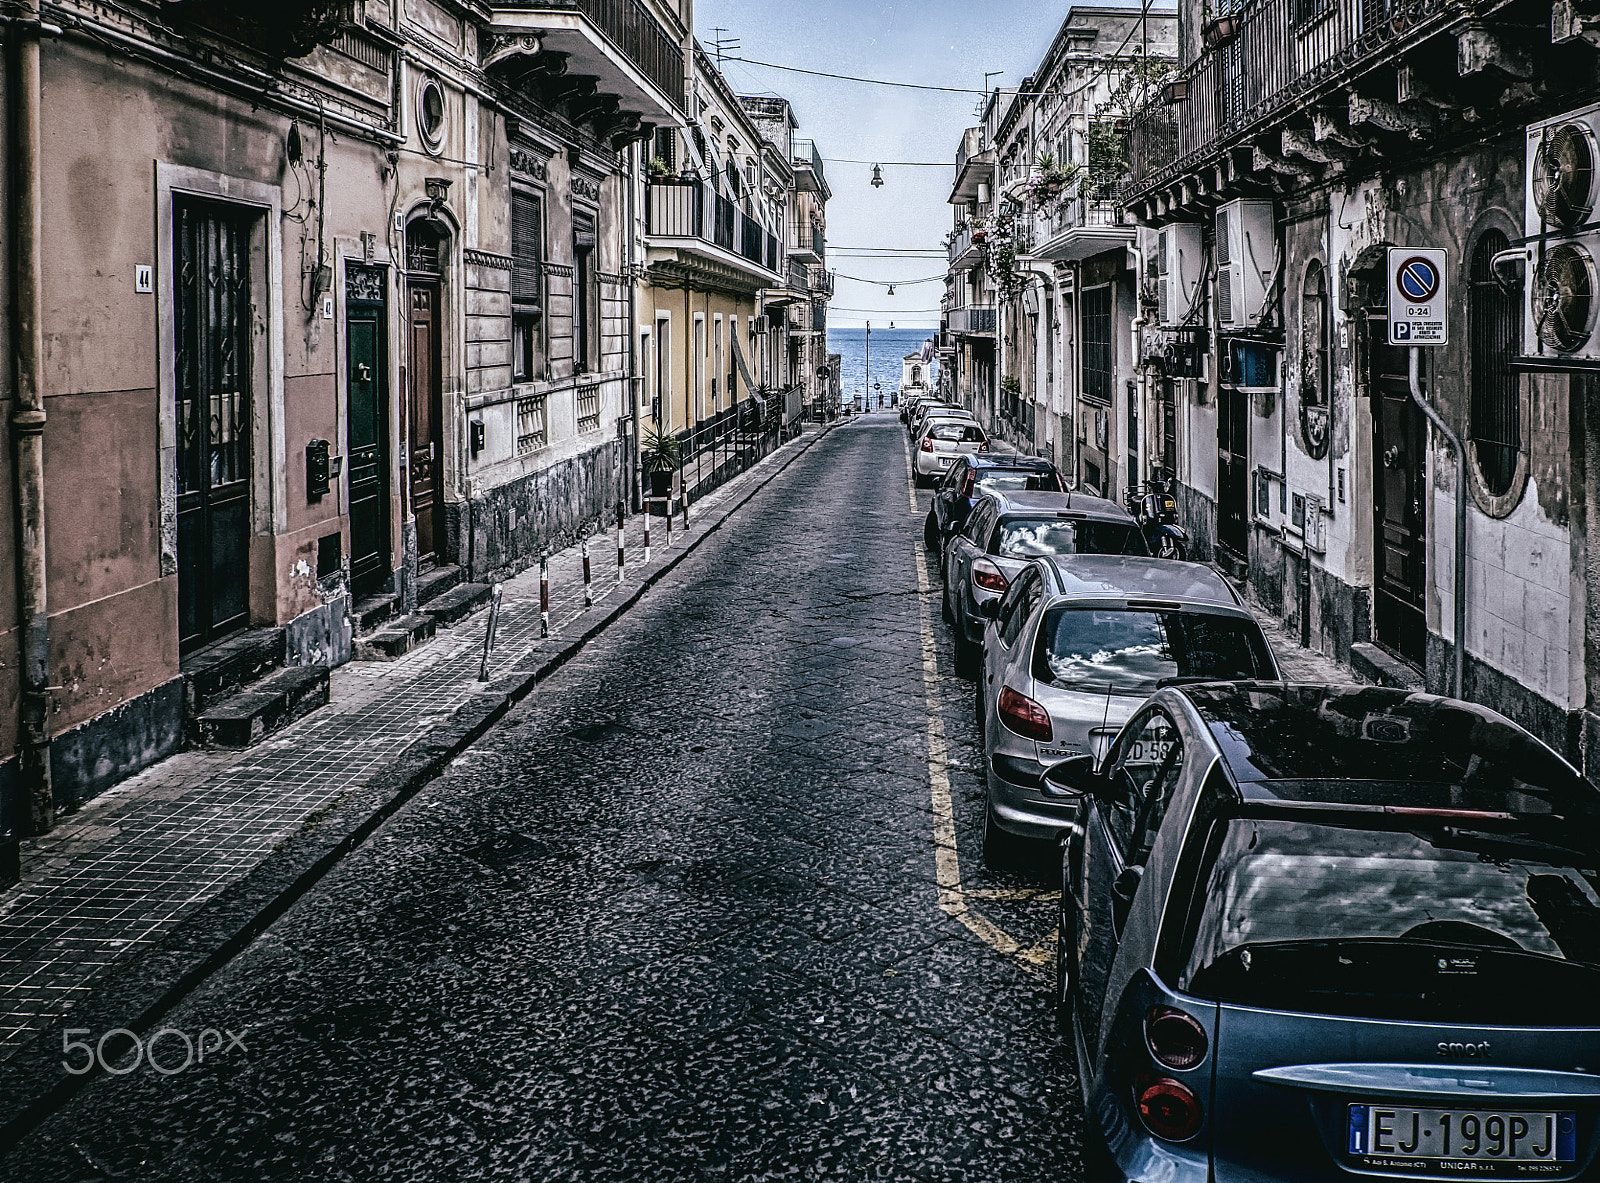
[975,555,1279,868]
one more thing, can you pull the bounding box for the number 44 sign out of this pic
[1388,247,1448,346]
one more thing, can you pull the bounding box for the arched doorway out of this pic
[406,219,447,562]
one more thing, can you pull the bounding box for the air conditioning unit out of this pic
[1214,199,1275,331]
[1156,223,1204,327]
[1525,101,1600,361]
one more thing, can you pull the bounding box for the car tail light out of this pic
[971,557,1008,592]
[1134,1074,1203,1142]
[977,442,989,452]
[998,686,1052,741]
[1145,1007,1207,1070]
[920,438,934,452]
[960,471,976,496]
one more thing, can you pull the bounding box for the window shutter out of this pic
[512,192,542,308]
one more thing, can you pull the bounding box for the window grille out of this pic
[1469,229,1522,497]
[1082,285,1114,404]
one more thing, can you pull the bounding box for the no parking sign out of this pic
[1387,247,1448,346]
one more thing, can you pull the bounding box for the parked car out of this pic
[911,403,971,438]
[975,555,1277,868]
[913,418,988,487]
[923,454,1064,554]
[943,491,1146,675]
[1045,682,1600,1183]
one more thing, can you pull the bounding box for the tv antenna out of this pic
[710,28,740,64]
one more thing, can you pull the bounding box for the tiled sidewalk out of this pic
[0,428,825,1061]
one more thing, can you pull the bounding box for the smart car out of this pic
[1047,682,1600,1182]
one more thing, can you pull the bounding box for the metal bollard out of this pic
[665,499,673,547]
[582,539,593,607]
[539,554,550,637]
[478,582,504,681]
[643,507,652,565]
[616,500,626,578]
[681,489,689,533]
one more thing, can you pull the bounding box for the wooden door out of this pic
[174,199,253,653]
[1372,334,1427,664]
[1216,381,1249,557]
[408,280,443,561]
[346,266,389,598]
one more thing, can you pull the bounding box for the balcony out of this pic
[949,127,994,204]
[1030,186,1134,263]
[948,305,996,337]
[487,0,686,137]
[792,138,830,198]
[790,220,825,264]
[948,223,986,271]
[1125,0,1468,208]
[645,179,782,289]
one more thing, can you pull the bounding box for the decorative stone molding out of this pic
[465,249,514,271]
[509,148,548,180]
[542,262,575,278]
[572,174,603,202]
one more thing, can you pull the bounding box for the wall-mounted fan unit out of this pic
[1525,102,1600,361]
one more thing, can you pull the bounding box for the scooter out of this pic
[1125,477,1188,561]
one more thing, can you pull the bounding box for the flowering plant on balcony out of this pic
[646,156,673,180]
[969,218,989,243]
[1024,153,1080,205]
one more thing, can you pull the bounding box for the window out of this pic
[1032,606,1276,694]
[1082,285,1113,404]
[993,518,1146,559]
[511,191,543,382]
[693,314,706,422]
[651,127,677,172]
[573,213,598,374]
[1469,228,1522,498]
[997,569,1043,649]
[1102,710,1185,857]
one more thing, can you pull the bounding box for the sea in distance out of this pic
[827,326,939,407]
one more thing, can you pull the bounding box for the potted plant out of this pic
[970,218,988,244]
[640,422,679,497]
[646,155,672,180]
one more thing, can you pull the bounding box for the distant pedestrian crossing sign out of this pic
[1388,247,1447,345]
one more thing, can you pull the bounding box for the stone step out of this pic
[352,593,399,635]
[354,613,436,661]
[181,628,287,717]
[1349,641,1422,691]
[419,582,492,628]
[415,564,463,608]
[192,664,330,749]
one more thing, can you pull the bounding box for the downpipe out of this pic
[1407,348,1467,699]
[11,0,52,868]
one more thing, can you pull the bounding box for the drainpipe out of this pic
[11,0,52,859]
[625,139,642,512]
[1408,347,1467,698]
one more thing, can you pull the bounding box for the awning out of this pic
[730,329,763,412]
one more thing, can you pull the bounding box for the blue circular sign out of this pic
[1397,256,1440,302]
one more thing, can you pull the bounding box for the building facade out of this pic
[1122,0,1600,766]
[0,0,693,878]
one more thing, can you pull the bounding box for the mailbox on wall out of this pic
[306,438,331,500]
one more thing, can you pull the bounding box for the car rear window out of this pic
[974,470,1063,496]
[1033,607,1275,693]
[1177,817,1600,1022]
[994,519,1146,559]
[930,423,984,442]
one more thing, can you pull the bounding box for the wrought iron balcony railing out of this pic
[645,180,780,279]
[498,0,686,110]
[1126,0,1464,199]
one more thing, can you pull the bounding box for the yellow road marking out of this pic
[904,431,1060,976]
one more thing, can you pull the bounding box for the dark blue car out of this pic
[922,453,1063,553]
[1048,682,1600,1182]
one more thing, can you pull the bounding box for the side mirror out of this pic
[977,598,1000,621]
[1042,753,1102,797]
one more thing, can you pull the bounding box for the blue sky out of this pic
[698,0,1089,328]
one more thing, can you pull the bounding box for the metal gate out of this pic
[174,199,253,653]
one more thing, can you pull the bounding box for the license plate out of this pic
[1349,1105,1575,1174]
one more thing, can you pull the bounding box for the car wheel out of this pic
[981,802,1031,872]
[924,511,941,553]
[953,632,979,679]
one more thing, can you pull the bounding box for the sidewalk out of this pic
[0,423,835,1075]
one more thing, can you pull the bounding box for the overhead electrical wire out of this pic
[834,273,946,286]
[720,56,985,94]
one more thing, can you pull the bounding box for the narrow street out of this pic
[1,415,1084,1182]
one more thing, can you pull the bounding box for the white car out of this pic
[914,418,987,486]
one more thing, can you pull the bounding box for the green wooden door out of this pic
[346,266,389,598]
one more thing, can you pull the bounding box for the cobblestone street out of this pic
[0,416,1353,1180]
